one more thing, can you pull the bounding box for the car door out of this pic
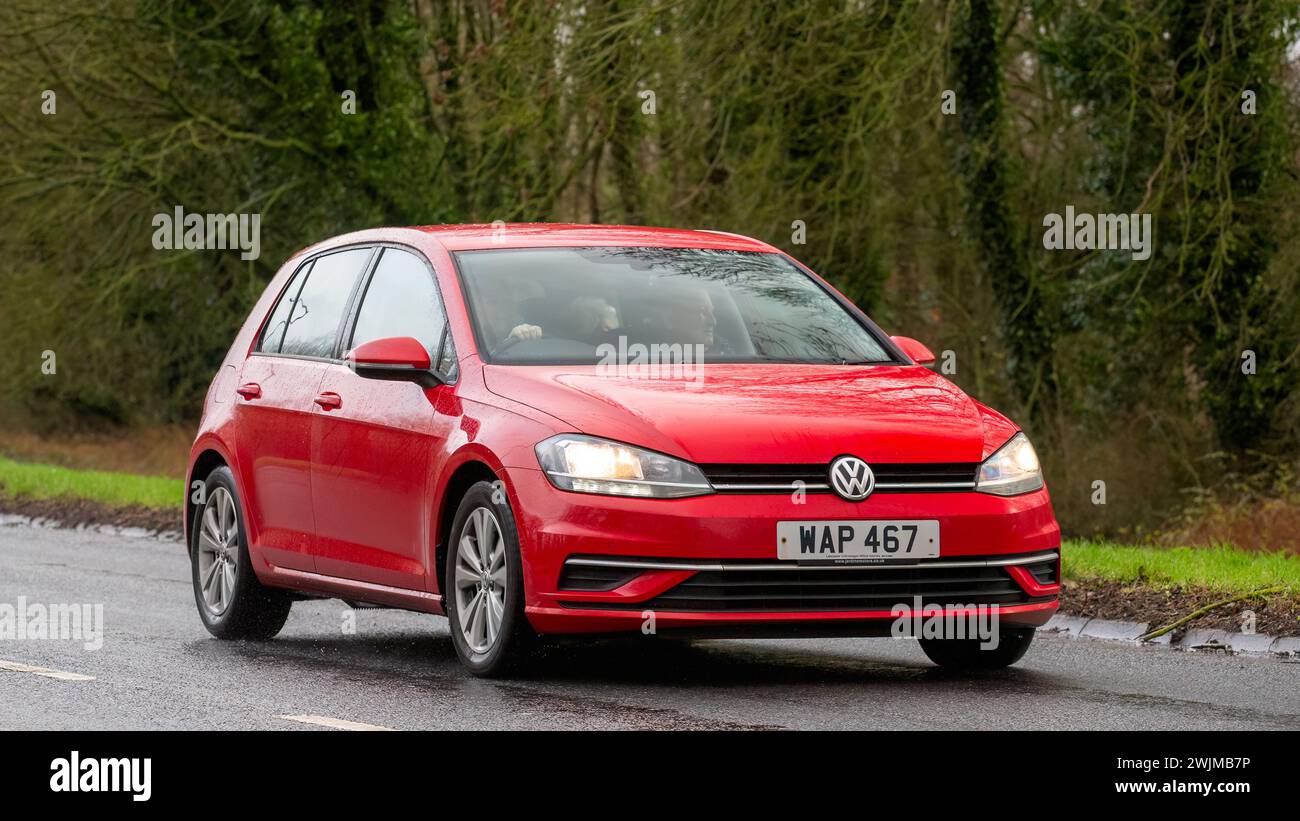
[233,247,374,573]
[310,246,457,591]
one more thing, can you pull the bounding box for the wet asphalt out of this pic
[0,519,1296,731]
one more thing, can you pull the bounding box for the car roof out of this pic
[293,223,779,258]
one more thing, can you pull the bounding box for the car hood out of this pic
[483,364,1012,464]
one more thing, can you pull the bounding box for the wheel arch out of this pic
[434,458,502,599]
[186,450,230,548]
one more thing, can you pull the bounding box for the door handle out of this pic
[314,392,342,410]
[236,383,262,400]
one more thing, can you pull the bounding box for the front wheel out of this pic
[919,627,1035,669]
[446,481,533,677]
[191,466,292,640]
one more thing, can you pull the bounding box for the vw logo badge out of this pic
[829,455,874,501]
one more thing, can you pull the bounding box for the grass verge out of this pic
[0,456,181,511]
[1063,539,1300,594]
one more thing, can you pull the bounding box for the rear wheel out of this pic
[919,627,1035,669]
[191,466,292,640]
[446,481,532,677]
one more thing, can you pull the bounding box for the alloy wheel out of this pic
[197,487,240,616]
[454,506,508,654]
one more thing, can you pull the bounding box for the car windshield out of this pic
[455,246,893,365]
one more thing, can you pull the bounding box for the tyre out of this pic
[191,466,292,640]
[446,481,533,677]
[918,627,1035,669]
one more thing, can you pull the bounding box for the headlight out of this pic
[535,434,713,498]
[976,432,1044,496]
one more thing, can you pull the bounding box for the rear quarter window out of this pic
[257,261,311,354]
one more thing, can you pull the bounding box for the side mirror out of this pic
[890,335,936,366]
[346,336,437,382]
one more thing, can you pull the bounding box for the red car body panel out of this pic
[481,364,1014,464]
[308,360,448,590]
[186,224,1061,635]
[229,355,321,573]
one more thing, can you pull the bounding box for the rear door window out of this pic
[279,247,372,359]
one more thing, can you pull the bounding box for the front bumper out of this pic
[504,467,1061,636]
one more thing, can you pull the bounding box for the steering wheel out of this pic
[493,334,529,354]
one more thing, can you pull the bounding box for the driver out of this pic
[479,295,543,353]
[559,296,620,345]
[491,295,620,351]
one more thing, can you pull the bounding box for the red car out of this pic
[185,224,1060,676]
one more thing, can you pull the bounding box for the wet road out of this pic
[1,519,1297,730]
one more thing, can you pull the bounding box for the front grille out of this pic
[700,462,978,494]
[573,562,1042,612]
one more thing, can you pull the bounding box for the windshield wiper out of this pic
[836,357,889,365]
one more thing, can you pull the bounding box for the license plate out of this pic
[776,520,940,562]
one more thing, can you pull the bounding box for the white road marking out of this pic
[0,659,96,681]
[279,714,395,731]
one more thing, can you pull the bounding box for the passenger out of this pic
[654,282,718,351]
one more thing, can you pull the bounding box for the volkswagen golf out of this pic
[185,224,1061,676]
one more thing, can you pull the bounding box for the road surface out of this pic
[1,518,1296,730]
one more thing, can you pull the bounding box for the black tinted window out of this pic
[351,248,446,360]
[279,248,371,358]
[258,261,310,353]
